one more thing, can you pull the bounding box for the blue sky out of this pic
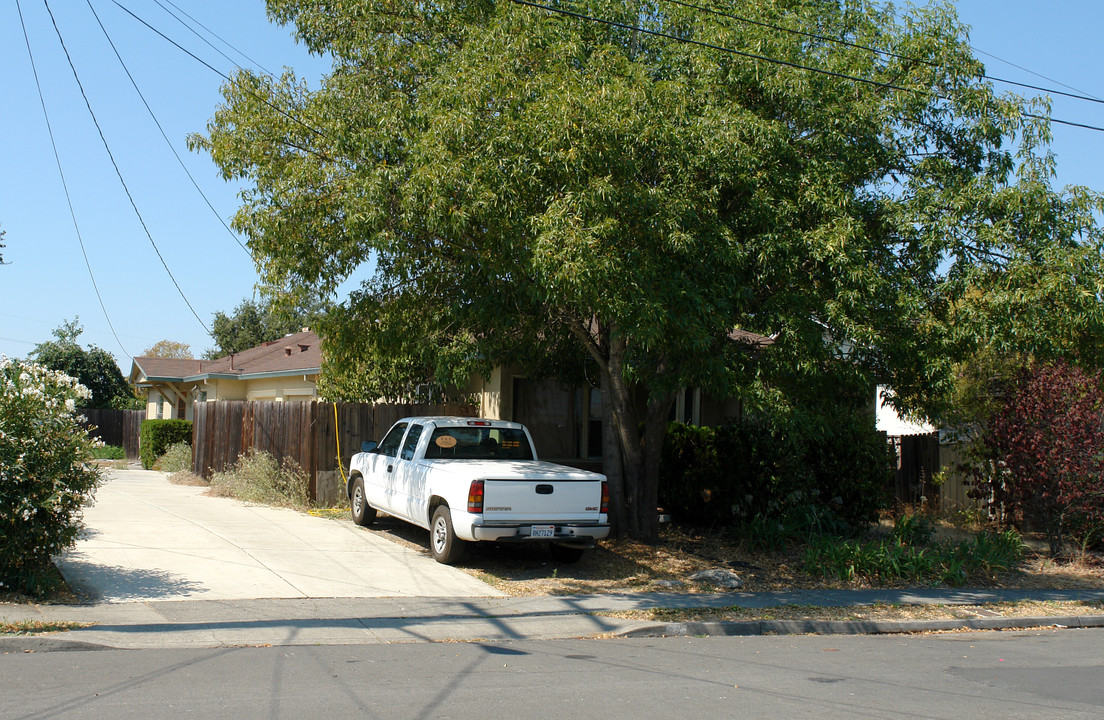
[2,1,1103,371]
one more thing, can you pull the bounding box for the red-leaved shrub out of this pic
[977,362,1104,555]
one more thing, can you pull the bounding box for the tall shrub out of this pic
[0,357,103,595]
[140,419,192,469]
[659,411,890,529]
[980,362,1104,555]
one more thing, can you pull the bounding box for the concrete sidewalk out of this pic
[5,588,1104,651]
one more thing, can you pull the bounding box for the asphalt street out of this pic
[4,630,1104,719]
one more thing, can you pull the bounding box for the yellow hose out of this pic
[334,401,348,484]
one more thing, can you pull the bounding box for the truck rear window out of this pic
[424,427,535,460]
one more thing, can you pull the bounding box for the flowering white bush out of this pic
[0,356,102,595]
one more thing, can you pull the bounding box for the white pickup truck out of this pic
[347,416,609,563]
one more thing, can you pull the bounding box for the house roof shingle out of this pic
[728,328,776,349]
[131,330,321,382]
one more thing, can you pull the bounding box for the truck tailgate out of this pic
[481,479,603,523]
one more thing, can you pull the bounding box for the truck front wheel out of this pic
[430,506,466,564]
[350,477,376,526]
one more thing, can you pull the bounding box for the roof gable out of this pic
[131,357,204,383]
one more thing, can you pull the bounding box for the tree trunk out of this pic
[573,319,675,542]
[601,332,675,542]
[601,369,628,537]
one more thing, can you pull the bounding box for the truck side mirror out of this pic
[361,441,378,453]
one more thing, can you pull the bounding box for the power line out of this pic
[43,0,212,337]
[511,0,1104,133]
[86,0,252,258]
[972,46,1102,103]
[514,0,911,91]
[0,336,39,348]
[154,0,278,79]
[17,0,131,360]
[662,0,1104,107]
[111,0,333,159]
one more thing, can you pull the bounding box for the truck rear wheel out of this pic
[430,505,465,564]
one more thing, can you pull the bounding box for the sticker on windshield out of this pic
[435,435,458,448]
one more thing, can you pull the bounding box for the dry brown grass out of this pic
[1013,553,1104,589]
[0,620,89,635]
[603,599,1104,625]
[168,470,209,487]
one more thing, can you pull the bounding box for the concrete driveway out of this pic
[55,469,502,603]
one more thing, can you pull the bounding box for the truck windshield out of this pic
[423,427,535,460]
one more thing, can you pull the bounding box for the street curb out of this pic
[616,614,1104,638]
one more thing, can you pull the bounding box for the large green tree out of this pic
[28,319,137,410]
[194,0,1102,539]
[205,296,324,359]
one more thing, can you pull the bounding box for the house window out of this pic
[670,387,701,426]
[571,386,604,459]
[586,387,602,459]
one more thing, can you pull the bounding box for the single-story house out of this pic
[129,330,321,421]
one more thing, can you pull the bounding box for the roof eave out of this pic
[182,368,320,382]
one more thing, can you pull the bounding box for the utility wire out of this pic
[972,46,1102,103]
[517,0,911,90]
[154,0,278,79]
[17,0,131,360]
[86,0,251,258]
[662,0,1104,106]
[111,0,333,158]
[0,336,39,347]
[513,0,1104,133]
[43,0,212,336]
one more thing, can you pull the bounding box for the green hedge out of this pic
[140,419,192,469]
[90,444,126,460]
[658,411,892,530]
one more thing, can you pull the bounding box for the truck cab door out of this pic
[392,423,426,525]
[365,421,408,511]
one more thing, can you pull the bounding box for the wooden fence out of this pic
[79,409,144,460]
[936,443,981,513]
[887,433,941,508]
[885,433,981,513]
[191,401,476,503]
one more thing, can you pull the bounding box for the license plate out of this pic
[531,525,555,538]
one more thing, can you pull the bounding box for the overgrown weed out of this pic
[153,442,192,473]
[208,450,310,509]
